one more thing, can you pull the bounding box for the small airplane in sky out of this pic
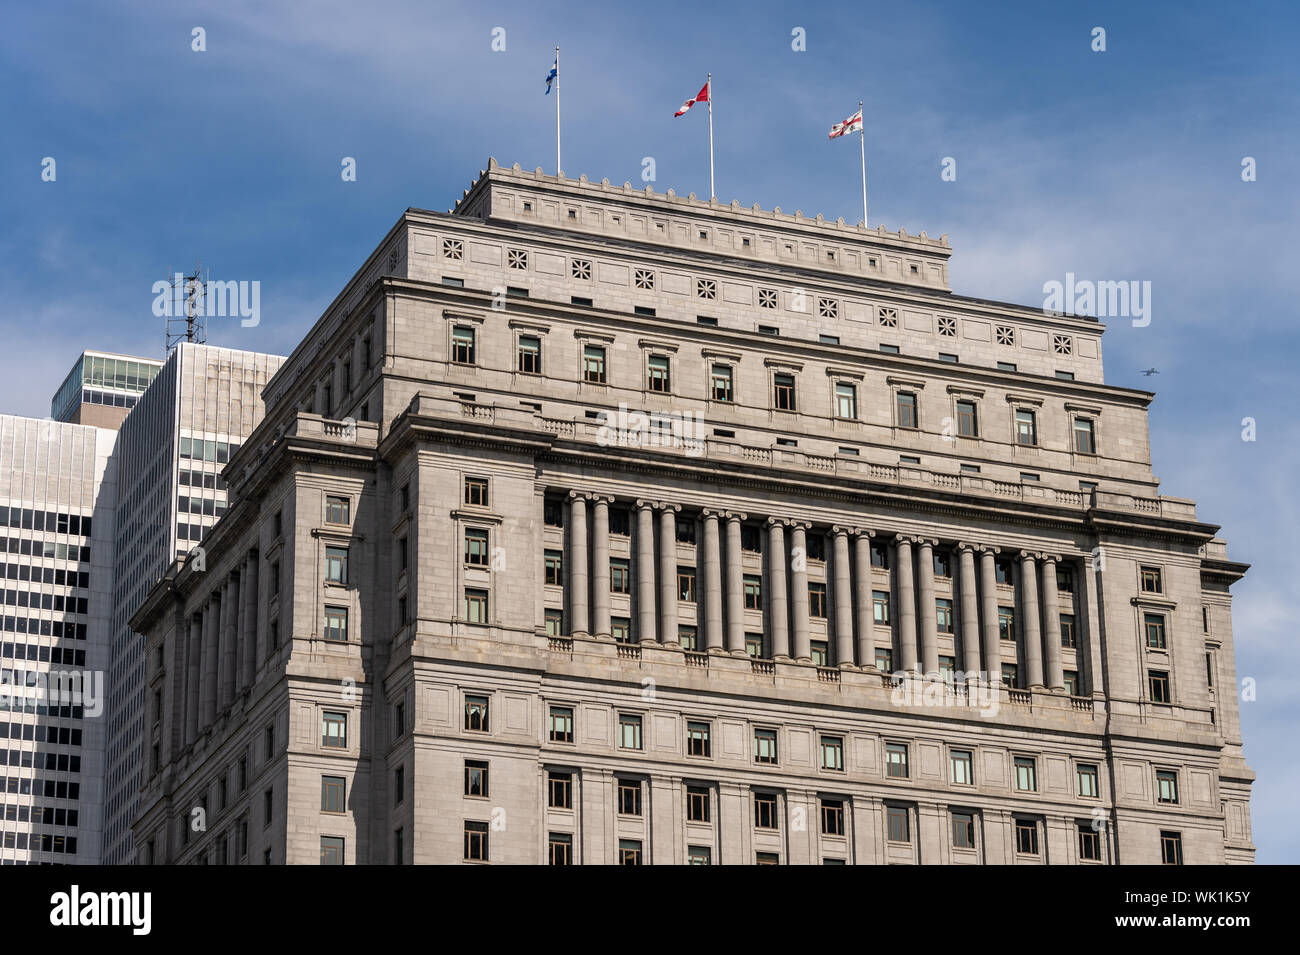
[1141,368,1159,377]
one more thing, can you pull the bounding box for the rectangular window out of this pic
[809,582,827,618]
[464,527,490,566]
[872,590,890,625]
[875,647,893,672]
[548,706,574,743]
[548,771,572,809]
[322,711,347,748]
[811,640,829,667]
[325,495,350,525]
[1160,831,1182,865]
[743,574,762,610]
[582,345,607,383]
[884,743,909,779]
[464,760,489,798]
[549,833,572,866]
[1060,613,1077,648]
[886,805,910,843]
[1149,669,1171,704]
[464,477,489,507]
[517,335,542,374]
[617,778,642,816]
[754,728,778,765]
[754,792,779,829]
[746,632,765,658]
[610,558,631,593]
[647,354,670,392]
[820,735,844,771]
[834,382,857,419]
[1144,612,1167,650]
[1077,763,1099,798]
[998,607,1016,642]
[1156,770,1179,805]
[393,766,405,806]
[950,750,973,786]
[936,598,954,634]
[321,775,346,813]
[320,836,345,865]
[545,608,563,637]
[323,606,348,643]
[464,588,489,623]
[1140,566,1163,593]
[677,566,697,602]
[1073,417,1096,454]
[870,542,889,569]
[1078,823,1101,861]
[773,373,796,411]
[464,822,489,861]
[710,364,733,402]
[1002,663,1019,687]
[741,525,763,553]
[1015,409,1038,446]
[464,695,489,732]
[686,785,711,822]
[995,559,1013,585]
[1063,670,1079,696]
[1015,818,1039,855]
[686,720,711,757]
[325,546,348,585]
[821,799,845,836]
[451,326,476,365]
[619,713,643,750]
[952,812,976,849]
[611,617,632,642]
[956,400,978,437]
[1014,757,1037,792]
[619,839,642,865]
[896,392,918,429]
[544,549,563,586]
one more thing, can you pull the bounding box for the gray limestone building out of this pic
[130,160,1253,865]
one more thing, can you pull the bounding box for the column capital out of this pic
[567,489,591,502]
[786,520,811,533]
[588,494,616,507]
[916,537,938,550]
[894,533,921,546]
[1018,549,1039,562]
[845,526,875,540]
[722,510,747,522]
[766,515,791,529]
[955,541,981,554]
[1038,553,1061,566]
[699,508,725,520]
[830,524,855,538]
[635,499,679,513]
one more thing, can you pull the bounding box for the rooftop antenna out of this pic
[164,261,207,355]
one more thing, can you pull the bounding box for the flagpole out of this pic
[858,100,867,227]
[706,73,715,200]
[555,46,562,176]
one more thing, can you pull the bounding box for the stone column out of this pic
[702,511,723,652]
[218,577,236,709]
[243,549,260,683]
[200,594,219,727]
[957,544,982,680]
[567,492,589,637]
[724,513,746,654]
[1040,556,1065,691]
[894,536,918,673]
[767,519,790,660]
[635,501,657,644]
[979,548,1000,681]
[185,613,202,745]
[234,559,249,694]
[917,540,938,676]
[1019,551,1044,689]
[790,523,811,662]
[657,504,681,646]
[832,527,854,666]
[853,532,876,667]
[591,497,612,639]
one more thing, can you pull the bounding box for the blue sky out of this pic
[2,0,1296,861]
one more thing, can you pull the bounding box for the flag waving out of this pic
[829,108,863,140]
[674,80,710,117]
[545,57,557,95]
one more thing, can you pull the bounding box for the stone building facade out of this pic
[130,160,1253,864]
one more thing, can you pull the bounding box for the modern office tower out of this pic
[130,160,1253,865]
[0,414,118,863]
[51,351,164,430]
[100,343,284,865]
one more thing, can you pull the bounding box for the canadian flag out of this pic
[674,80,710,117]
[829,108,863,140]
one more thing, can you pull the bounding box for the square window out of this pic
[548,706,574,743]
[325,496,350,524]
[995,325,1015,346]
[878,306,898,328]
[1140,566,1163,594]
[875,647,893,672]
[938,315,957,337]
[320,835,345,865]
[570,258,591,280]
[507,248,528,270]
[634,268,655,290]
[617,778,642,816]
[442,238,463,260]
[619,839,642,865]
[758,287,777,309]
[818,297,839,319]
[619,713,643,750]
[696,278,716,300]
